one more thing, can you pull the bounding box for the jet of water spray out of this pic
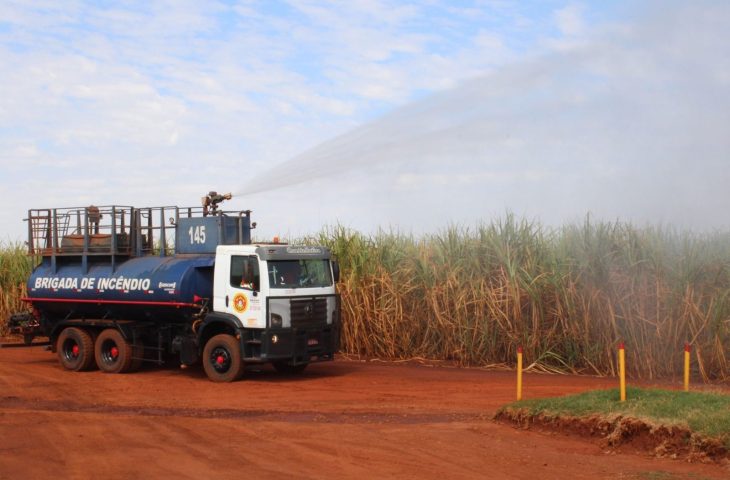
[234,53,582,197]
[236,1,730,230]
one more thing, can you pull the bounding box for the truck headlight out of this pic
[270,313,283,328]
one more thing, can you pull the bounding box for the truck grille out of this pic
[290,298,327,328]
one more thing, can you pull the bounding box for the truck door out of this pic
[224,255,264,328]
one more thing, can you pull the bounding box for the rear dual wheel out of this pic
[56,327,144,374]
[57,327,95,371]
[94,329,143,374]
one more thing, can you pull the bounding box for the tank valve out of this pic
[202,191,232,216]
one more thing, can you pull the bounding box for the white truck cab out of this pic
[213,244,339,330]
[203,243,340,380]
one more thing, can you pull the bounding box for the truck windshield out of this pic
[268,259,332,288]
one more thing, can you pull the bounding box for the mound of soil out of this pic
[495,408,729,464]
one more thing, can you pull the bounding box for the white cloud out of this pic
[554,3,586,37]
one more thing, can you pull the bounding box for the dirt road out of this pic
[0,346,727,479]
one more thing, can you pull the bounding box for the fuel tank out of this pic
[27,255,215,323]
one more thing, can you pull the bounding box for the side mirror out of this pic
[332,260,340,283]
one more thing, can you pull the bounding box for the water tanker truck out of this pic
[6,192,340,382]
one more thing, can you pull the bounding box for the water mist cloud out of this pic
[238,1,730,231]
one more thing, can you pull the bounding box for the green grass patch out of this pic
[500,386,730,445]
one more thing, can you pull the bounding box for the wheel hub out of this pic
[210,347,231,373]
[62,338,81,362]
[100,339,122,365]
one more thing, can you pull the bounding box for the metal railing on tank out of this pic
[135,206,178,257]
[24,193,253,269]
[27,206,136,257]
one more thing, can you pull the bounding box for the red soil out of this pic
[0,346,728,479]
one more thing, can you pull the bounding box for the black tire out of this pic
[202,334,244,382]
[272,361,308,375]
[56,327,95,371]
[95,328,134,374]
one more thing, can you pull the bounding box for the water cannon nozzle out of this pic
[202,191,233,216]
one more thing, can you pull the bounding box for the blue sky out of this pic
[0,1,728,241]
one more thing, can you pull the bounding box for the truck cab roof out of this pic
[216,244,332,260]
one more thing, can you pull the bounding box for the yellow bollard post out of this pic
[517,346,523,401]
[684,343,691,392]
[619,343,626,402]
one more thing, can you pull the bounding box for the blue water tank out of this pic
[27,255,215,323]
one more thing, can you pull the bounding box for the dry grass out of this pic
[312,217,730,380]
[0,243,35,335]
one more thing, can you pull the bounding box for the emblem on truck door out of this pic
[233,293,249,313]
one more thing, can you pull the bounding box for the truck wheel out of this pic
[202,334,244,382]
[95,329,134,374]
[272,361,308,375]
[57,327,95,371]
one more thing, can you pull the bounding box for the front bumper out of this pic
[239,323,339,365]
